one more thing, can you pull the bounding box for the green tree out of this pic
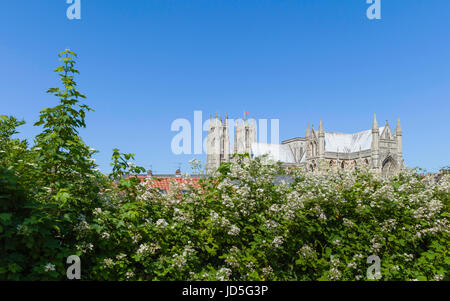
[34,49,98,196]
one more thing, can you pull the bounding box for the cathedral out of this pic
[206,114,403,177]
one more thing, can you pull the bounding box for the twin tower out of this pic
[206,116,256,174]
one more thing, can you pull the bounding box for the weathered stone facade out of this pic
[206,114,403,176]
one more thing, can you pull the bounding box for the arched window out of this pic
[382,156,397,177]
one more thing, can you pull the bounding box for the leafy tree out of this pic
[33,49,98,197]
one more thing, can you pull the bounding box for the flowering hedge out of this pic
[1,50,449,281]
[75,156,448,281]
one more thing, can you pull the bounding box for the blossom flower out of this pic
[228,225,240,236]
[272,236,284,248]
[125,271,134,279]
[217,268,232,281]
[93,208,102,216]
[156,219,169,229]
[103,258,114,268]
[44,263,55,272]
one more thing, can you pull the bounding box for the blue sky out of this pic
[1,0,449,173]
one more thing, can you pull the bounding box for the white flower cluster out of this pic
[44,263,55,272]
[125,271,134,279]
[298,245,316,258]
[216,268,232,281]
[271,236,284,248]
[228,224,240,236]
[76,242,94,254]
[380,219,397,232]
[171,244,195,270]
[103,258,114,268]
[16,224,28,235]
[343,218,355,228]
[413,199,443,220]
[224,246,240,268]
[93,208,102,216]
[328,257,341,281]
[403,253,414,262]
[370,235,385,254]
[136,243,161,255]
[156,219,169,229]
[173,208,193,224]
[131,233,142,244]
[209,211,231,228]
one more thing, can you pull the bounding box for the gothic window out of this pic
[382,157,397,177]
[341,161,345,169]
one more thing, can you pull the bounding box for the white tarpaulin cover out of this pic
[251,142,296,163]
[251,127,385,163]
[324,127,384,153]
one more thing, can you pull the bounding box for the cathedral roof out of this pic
[324,127,385,153]
[251,142,296,164]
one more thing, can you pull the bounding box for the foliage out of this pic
[0,50,449,281]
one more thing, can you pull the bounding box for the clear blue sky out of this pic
[1,0,449,173]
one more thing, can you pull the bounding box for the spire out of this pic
[306,123,310,138]
[319,119,324,136]
[396,118,402,135]
[372,113,379,131]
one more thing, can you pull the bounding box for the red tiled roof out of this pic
[135,175,201,192]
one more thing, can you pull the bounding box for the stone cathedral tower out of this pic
[206,115,256,173]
